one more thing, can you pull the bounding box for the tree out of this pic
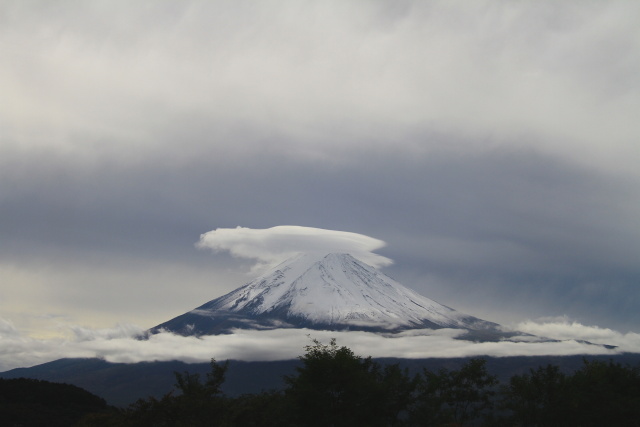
[223,391,289,427]
[118,358,229,426]
[379,363,418,426]
[284,337,415,427]
[174,358,228,401]
[499,364,569,427]
[411,358,497,426]
[568,359,640,427]
[498,359,640,427]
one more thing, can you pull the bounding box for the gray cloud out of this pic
[0,0,639,346]
[2,1,638,171]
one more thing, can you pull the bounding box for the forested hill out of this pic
[0,377,110,426]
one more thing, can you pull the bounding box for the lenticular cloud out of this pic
[196,225,392,269]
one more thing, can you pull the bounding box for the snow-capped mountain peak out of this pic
[151,252,503,336]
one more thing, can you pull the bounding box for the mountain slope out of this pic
[151,253,506,337]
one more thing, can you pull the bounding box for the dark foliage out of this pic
[223,390,289,427]
[112,359,229,426]
[0,377,109,427]
[498,358,640,427]
[411,358,498,426]
[283,338,416,426]
[13,343,640,426]
[498,364,570,426]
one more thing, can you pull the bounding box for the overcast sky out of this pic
[1,1,639,369]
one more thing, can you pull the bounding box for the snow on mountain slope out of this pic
[151,253,504,337]
[203,253,494,329]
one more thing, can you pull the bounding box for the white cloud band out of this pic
[3,320,637,372]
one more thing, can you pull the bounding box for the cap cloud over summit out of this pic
[197,226,393,270]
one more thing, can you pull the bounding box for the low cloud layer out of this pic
[1,317,638,373]
[515,317,640,348]
[197,226,393,271]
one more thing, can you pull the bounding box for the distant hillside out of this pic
[3,354,640,407]
[1,358,297,407]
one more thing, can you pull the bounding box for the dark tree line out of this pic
[11,339,638,426]
[495,359,640,427]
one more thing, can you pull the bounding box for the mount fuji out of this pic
[150,253,519,341]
